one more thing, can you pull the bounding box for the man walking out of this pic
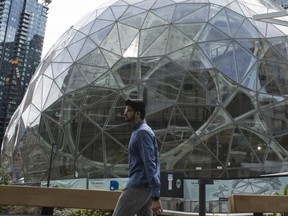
[112,99,163,216]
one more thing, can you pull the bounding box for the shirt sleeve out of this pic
[137,130,161,197]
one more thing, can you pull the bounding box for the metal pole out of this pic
[198,179,214,216]
[86,173,89,189]
[47,143,57,188]
[42,143,57,215]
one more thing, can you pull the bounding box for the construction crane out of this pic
[8,59,24,100]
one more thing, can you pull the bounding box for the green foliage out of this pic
[272,185,288,216]
[0,166,11,185]
[283,185,288,196]
[68,209,113,216]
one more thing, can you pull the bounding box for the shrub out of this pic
[0,165,11,185]
[68,209,113,216]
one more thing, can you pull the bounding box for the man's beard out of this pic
[125,115,135,123]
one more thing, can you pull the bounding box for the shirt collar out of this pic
[132,120,145,130]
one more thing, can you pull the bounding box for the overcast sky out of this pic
[42,0,111,58]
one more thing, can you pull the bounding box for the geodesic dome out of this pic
[2,0,288,183]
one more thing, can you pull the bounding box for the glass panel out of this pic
[217,43,237,81]
[111,6,127,20]
[78,116,102,155]
[101,25,121,55]
[209,8,230,36]
[174,23,204,41]
[51,62,72,79]
[146,106,174,131]
[44,99,63,124]
[52,28,77,52]
[43,82,63,110]
[175,5,209,23]
[225,1,245,16]
[59,66,88,93]
[67,38,86,61]
[178,71,210,105]
[53,49,74,63]
[142,11,168,29]
[168,46,193,70]
[123,35,139,57]
[229,130,253,168]
[105,97,126,127]
[76,38,98,61]
[22,105,40,129]
[105,134,128,164]
[89,24,114,46]
[151,4,175,23]
[41,76,53,110]
[65,88,87,108]
[38,116,53,146]
[226,9,245,37]
[78,21,94,35]
[62,115,79,149]
[85,87,115,107]
[226,92,254,118]
[143,73,184,101]
[144,87,176,116]
[236,112,270,135]
[79,132,103,161]
[58,131,74,156]
[98,7,115,21]
[68,31,87,45]
[113,58,138,85]
[117,22,139,55]
[267,37,288,60]
[134,0,156,10]
[234,42,256,82]
[119,6,146,20]
[82,93,118,127]
[140,27,169,56]
[118,12,147,29]
[77,48,108,68]
[240,62,258,91]
[101,49,122,67]
[259,61,288,96]
[92,71,119,89]
[198,24,230,42]
[209,4,222,20]
[53,155,75,179]
[24,144,48,181]
[166,26,193,54]
[139,26,168,55]
[170,106,194,129]
[235,19,261,38]
[152,0,174,9]
[190,44,214,69]
[31,76,43,110]
[173,3,206,21]
[73,10,96,31]
[275,134,288,152]
[89,19,114,35]
[262,102,288,136]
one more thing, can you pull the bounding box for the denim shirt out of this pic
[125,120,161,197]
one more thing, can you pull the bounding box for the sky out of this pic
[42,0,111,58]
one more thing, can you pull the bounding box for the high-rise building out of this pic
[0,0,50,146]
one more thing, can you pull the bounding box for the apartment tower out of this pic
[0,0,50,146]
